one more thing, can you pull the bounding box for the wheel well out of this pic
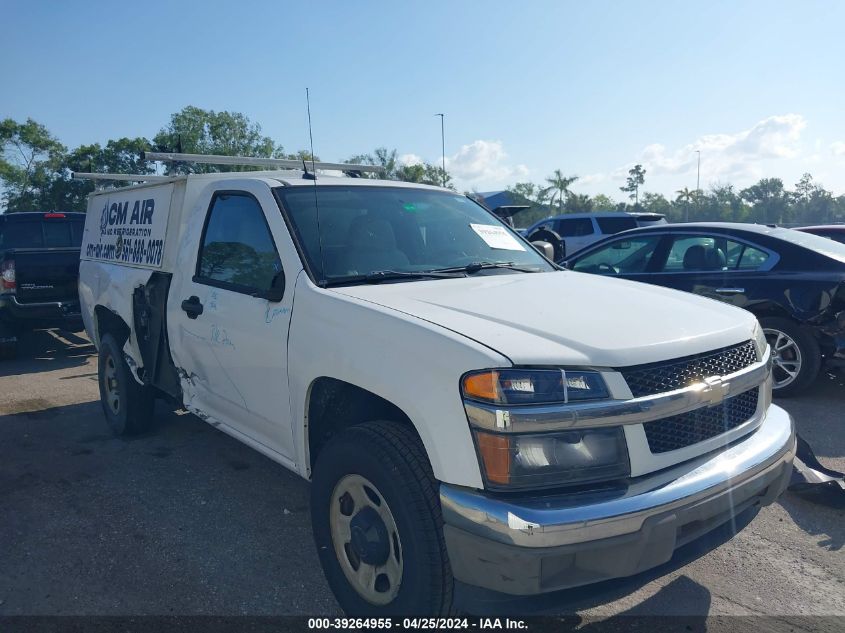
[307,377,415,469]
[749,303,793,323]
[95,306,130,348]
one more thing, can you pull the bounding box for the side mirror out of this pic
[260,271,286,302]
[531,240,555,260]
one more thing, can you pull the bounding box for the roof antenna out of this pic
[303,88,317,181]
[306,88,327,286]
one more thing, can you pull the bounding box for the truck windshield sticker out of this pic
[81,184,173,268]
[469,223,526,251]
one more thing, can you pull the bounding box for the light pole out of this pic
[435,113,445,187]
[695,150,701,193]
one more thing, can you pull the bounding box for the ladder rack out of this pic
[71,172,177,183]
[141,151,385,174]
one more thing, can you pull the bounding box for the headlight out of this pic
[474,428,630,490]
[462,368,609,405]
[752,321,768,360]
[462,368,628,490]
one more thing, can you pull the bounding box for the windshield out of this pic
[275,186,554,284]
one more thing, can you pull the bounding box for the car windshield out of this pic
[772,227,845,264]
[275,186,553,284]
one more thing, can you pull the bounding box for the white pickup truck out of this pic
[77,154,796,616]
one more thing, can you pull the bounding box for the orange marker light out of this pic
[476,432,511,485]
[462,371,499,402]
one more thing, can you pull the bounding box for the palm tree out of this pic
[543,170,579,214]
[676,186,695,222]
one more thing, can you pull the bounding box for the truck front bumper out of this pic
[0,294,82,329]
[440,404,795,596]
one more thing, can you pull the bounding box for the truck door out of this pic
[168,184,298,462]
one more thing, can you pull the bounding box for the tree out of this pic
[564,193,593,213]
[620,164,646,204]
[542,170,579,213]
[675,186,695,221]
[346,147,399,179]
[152,106,280,174]
[591,194,616,211]
[740,178,790,224]
[507,182,538,202]
[0,118,67,211]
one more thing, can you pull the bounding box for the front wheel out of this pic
[760,317,821,397]
[311,421,454,616]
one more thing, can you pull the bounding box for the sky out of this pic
[3,0,845,200]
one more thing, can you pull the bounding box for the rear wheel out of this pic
[760,317,821,396]
[311,421,454,616]
[98,333,155,435]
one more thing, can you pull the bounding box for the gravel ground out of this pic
[0,329,842,624]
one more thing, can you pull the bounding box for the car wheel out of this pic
[311,421,454,616]
[98,333,155,435]
[759,317,821,397]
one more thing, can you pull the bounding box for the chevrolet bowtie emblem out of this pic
[701,376,730,406]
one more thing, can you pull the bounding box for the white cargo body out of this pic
[78,157,796,615]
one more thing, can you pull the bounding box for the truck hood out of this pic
[331,271,757,367]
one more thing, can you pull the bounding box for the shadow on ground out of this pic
[0,329,95,378]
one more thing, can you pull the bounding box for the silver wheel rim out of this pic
[329,474,403,605]
[104,354,120,414]
[764,328,802,390]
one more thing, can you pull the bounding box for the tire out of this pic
[311,421,454,616]
[97,333,155,435]
[759,317,821,397]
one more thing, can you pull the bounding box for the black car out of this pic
[561,222,845,395]
[0,212,86,358]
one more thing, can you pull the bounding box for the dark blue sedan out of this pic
[561,223,845,395]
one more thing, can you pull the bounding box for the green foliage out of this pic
[0,118,67,211]
[345,148,453,188]
[542,169,579,213]
[740,178,790,224]
[620,164,646,203]
[152,106,280,174]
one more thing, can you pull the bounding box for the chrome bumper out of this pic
[440,404,795,594]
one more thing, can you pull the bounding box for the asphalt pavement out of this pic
[0,330,842,624]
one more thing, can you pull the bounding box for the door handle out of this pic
[181,296,204,319]
[715,287,745,295]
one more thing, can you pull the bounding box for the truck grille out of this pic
[620,340,757,398]
[644,388,759,454]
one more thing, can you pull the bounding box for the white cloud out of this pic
[398,153,424,166]
[633,113,807,183]
[578,173,606,185]
[444,140,529,189]
[831,141,845,156]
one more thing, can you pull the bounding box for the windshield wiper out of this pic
[322,269,466,287]
[426,261,542,275]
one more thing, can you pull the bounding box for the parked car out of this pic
[562,222,845,395]
[796,224,845,244]
[523,212,664,260]
[79,157,794,615]
[0,211,86,358]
